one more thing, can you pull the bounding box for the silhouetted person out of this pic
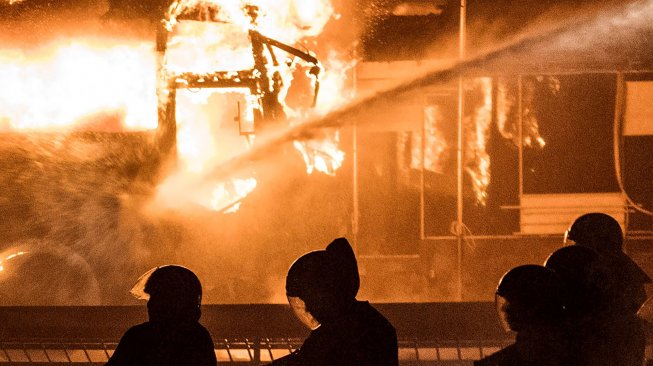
[565,212,650,314]
[475,265,569,366]
[270,238,398,366]
[565,213,651,366]
[544,245,624,366]
[106,265,217,366]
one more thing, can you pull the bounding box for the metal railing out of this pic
[0,303,513,365]
[0,338,514,365]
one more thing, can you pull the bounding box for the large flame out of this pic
[157,0,350,211]
[411,106,449,174]
[0,38,158,131]
[2,0,353,214]
[465,77,493,206]
[166,0,333,41]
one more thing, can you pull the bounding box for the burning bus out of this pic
[0,0,352,305]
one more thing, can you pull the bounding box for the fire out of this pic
[209,177,257,213]
[165,0,334,41]
[2,0,351,214]
[156,0,351,211]
[465,77,493,206]
[293,131,345,176]
[0,38,158,132]
[411,106,449,174]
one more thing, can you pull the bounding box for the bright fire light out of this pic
[2,0,353,214]
[465,77,493,206]
[156,0,351,211]
[0,39,158,132]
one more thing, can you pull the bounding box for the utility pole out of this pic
[456,0,467,301]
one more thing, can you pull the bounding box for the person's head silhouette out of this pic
[495,265,565,333]
[285,238,359,328]
[131,265,202,323]
[544,245,609,317]
[564,213,623,254]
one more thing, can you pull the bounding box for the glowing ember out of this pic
[0,39,158,132]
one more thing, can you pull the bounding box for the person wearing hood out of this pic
[270,237,398,366]
[106,265,217,366]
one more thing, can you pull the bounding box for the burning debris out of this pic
[154,0,352,212]
[0,0,354,215]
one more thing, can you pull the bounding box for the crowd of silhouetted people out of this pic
[474,212,651,366]
[105,212,651,366]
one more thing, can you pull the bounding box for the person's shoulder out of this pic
[356,301,395,330]
[183,322,215,345]
[122,322,155,338]
[474,345,515,366]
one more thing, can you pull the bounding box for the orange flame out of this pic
[411,106,449,174]
[2,0,350,214]
[465,77,493,205]
[0,38,158,132]
[157,0,349,210]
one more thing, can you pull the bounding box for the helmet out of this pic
[131,265,202,305]
[131,265,203,323]
[565,212,651,286]
[496,265,565,331]
[565,213,623,254]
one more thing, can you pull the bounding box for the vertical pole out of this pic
[352,59,360,255]
[518,76,524,201]
[420,108,426,240]
[456,0,467,301]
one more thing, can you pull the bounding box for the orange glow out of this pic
[0,38,158,132]
[293,130,345,176]
[0,251,28,273]
[465,77,493,205]
[165,21,256,74]
[166,0,333,41]
[159,0,349,208]
[3,0,350,214]
[411,106,448,174]
[208,177,257,213]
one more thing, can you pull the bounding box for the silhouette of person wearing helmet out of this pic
[106,265,217,366]
[565,212,650,314]
[562,213,648,366]
[475,265,569,366]
[545,245,645,366]
[270,238,398,366]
